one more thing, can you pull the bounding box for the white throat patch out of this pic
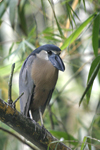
[37,50,49,60]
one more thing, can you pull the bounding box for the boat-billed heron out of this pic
[19,44,65,126]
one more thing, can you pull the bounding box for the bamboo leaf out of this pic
[80,136,87,150]
[87,137,91,150]
[0,19,3,26]
[86,56,100,102]
[92,13,100,56]
[62,0,80,26]
[24,40,35,50]
[50,130,78,146]
[0,0,9,18]
[18,0,27,35]
[9,0,17,28]
[79,56,100,106]
[61,13,96,50]
[48,0,64,38]
[9,43,14,55]
[41,0,47,24]
[4,41,24,59]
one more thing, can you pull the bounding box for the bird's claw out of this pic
[41,125,46,139]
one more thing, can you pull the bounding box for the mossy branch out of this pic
[0,98,71,150]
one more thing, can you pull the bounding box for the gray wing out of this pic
[31,89,54,122]
[19,55,35,116]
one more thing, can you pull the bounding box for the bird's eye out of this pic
[48,51,52,55]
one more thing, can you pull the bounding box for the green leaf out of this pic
[42,27,65,39]
[64,2,80,28]
[0,19,3,26]
[50,130,78,146]
[0,0,9,18]
[0,62,21,76]
[9,0,17,28]
[42,27,53,34]
[4,41,25,60]
[43,35,61,42]
[48,0,64,38]
[80,136,87,150]
[87,137,91,150]
[79,56,100,106]
[28,26,36,37]
[83,0,86,11]
[61,13,96,50]
[9,43,14,55]
[86,56,100,101]
[92,13,100,57]
[41,0,47,25]
[18,0,27,35]
[24,40,35,50]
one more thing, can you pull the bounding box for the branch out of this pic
[12,92,24,109]
[8,63,15,105]
[0,98,72,150]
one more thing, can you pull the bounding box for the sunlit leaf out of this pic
[0,62,21,76]
[43,36,61,42]
[92,13,100,57]
[61,13,96,50]
[80,136,87,150]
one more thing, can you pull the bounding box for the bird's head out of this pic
[33,44,65,71]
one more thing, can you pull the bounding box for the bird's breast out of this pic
[31,57,58,89]
[30,57,58,110]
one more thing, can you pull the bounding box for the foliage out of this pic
[0,0,100,149]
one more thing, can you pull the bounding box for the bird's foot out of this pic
[41,125,46,139]
[32,120,37,132]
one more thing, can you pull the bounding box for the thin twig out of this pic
[12,92,24,108]
[0,127,38,150]
[8,63,15,105]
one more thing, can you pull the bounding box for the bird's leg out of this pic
[39,107,44,127]
[39,107,46,138]
[29,110,37,131]
[29,110,33,120]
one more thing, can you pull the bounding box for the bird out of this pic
[19,44,65,127]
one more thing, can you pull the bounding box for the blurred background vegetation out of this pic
[0,0,100,149]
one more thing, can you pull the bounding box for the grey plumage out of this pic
[19,44,65,123]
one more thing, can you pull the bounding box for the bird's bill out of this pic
[49,53,65,71]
